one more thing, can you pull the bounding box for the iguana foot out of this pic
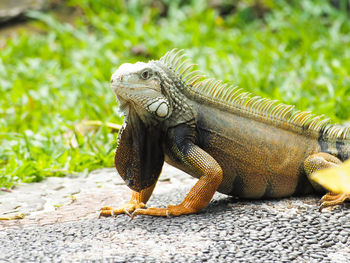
[99,201,146,217]
[132,204,197,218]
[319,192,350,211]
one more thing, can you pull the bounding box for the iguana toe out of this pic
[131,204,198,218]
[99,201,146,217]
[131,207,169,218]
[319,193,350,211]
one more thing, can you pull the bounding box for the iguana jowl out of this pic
[100,49,350,217]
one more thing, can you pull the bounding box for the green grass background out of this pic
[0,0,349,188]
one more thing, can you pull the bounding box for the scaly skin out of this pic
[100,49,350,217]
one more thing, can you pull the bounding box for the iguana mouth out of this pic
[116,95,131,117]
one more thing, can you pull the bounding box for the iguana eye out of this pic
[140,69,152,80]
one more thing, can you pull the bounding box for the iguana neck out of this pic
[152,61,196,128]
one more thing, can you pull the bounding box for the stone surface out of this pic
[0,164,177,228]
[0,164,350,262]
[0,0,49,22]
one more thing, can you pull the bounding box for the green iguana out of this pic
[100,49,350,217]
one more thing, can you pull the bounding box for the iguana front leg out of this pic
[304,152,350,210]
[133,143,223,217]
[100,182,156,217]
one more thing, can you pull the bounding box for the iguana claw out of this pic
[124,208,132,217]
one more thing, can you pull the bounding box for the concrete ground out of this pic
[0,164,350,262]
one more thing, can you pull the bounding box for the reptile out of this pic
[100,49,350,217]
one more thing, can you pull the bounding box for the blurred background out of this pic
[0,0,349,188]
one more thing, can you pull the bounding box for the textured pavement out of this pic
[0,164,350,262]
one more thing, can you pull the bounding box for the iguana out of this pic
[100,49,350,217]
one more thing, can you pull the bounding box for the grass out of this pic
[0,0,349,188]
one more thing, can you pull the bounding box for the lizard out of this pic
[100,49,350,217]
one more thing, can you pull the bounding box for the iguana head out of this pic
[110,61,172,122]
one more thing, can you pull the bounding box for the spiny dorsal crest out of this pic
[159,49,350,140]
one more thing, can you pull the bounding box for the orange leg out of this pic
[132,144,223,217]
